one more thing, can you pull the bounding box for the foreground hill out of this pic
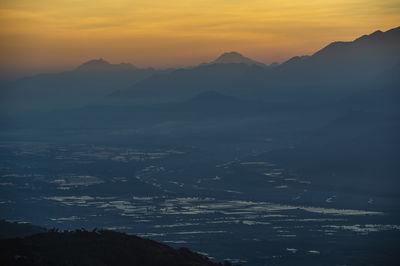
[0,220,46,239]
[0,229,232,266]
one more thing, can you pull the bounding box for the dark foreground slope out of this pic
[0,220,46,239]
[0,229,225,266]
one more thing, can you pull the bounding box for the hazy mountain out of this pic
[1,27,399,146]
[2,27,399,113]
[74,58,139,72]
[109,56,268,103]
[0,59,165,114]
[245,26,400,103]
[275,27,400,87]
[109,27,400,105]
[210,51,267,67]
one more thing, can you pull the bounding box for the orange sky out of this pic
[0,0,399,79]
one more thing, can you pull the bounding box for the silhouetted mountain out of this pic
[6,90,267,134]
[276,27,400,86]
[2,27,399,114]
[268,62,279,68]
[210,52,267,67]
[0,59,166,113]
[1,27,399,151]
[279,55,310,67]
[75,58,139,72]
[0,229,228,266]
[110,59,267,103]
[2,25,400,266]
[255,26,400,103]
[109,27,400,105]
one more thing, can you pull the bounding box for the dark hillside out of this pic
[0,229,227,266]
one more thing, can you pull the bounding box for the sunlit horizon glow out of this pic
[0,0,399,79]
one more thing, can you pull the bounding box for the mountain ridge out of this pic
[74,58,140,72]
[2,26,399,112]
[109,26,400,103]
[210,51,267,67]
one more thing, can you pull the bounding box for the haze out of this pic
[0,1,400,263]
[0,0,399,79]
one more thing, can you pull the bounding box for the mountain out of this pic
[0,229,227,266]
[74,58,139,72]
[109,27,400,105]
[5,90,264,133]
[249,26,400,102]
[0,59,165,114]
[109,55,268,103]
[210,52,267,67]
[2,27,399,113]
[277,27,400,86]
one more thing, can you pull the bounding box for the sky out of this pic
[0,0,399,79]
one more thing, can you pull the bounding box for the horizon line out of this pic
[1,25,398,81]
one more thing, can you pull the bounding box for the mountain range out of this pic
[0,60,169,113]
[0,26,399,197]
[110,27,400,105]
[1,26,399,114]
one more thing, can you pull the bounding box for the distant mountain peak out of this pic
[353,27,400,43]
[75,58,137,72]
[372,30,383,35]
[211,51,267,67]
[355,30,384,42]
[215,51,245,62]
[76,58,110,69]
[281,55,310,66]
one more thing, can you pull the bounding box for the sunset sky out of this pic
[0,0,399,79]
